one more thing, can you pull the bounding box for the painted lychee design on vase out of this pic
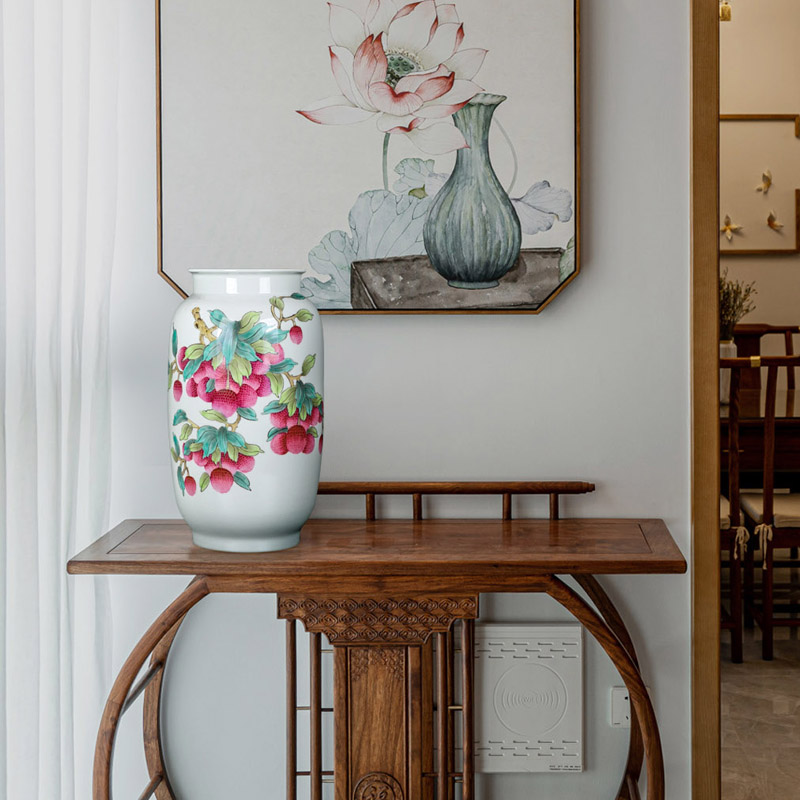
[168,294,323,496]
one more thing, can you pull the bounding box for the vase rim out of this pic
[189,269,305,276]
[467,92,507,107]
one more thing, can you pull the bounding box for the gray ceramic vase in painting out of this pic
[423,93,522,289]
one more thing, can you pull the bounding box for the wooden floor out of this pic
[721,618,800,798]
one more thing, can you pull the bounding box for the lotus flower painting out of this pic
[157,0,579,312]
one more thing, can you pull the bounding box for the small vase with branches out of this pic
[719,269,757,342]
[719,270,757,403]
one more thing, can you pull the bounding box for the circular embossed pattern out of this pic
[493,664,568,737]
[353,772,403,800]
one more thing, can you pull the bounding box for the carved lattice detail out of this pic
[277,595,478,644]
[353,772,403,800]
[350,648,405,681]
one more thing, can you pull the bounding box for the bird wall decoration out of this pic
[756,170,773,195]
[721,214,744,241]
[767,211,784,231]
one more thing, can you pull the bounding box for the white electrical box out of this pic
[474,624,583,773]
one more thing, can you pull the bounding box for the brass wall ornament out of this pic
[721,214,744,242]
[720,1,732,22]
[756,170,773,194]
[767,211,784,231]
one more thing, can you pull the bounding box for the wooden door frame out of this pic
[691,1,720,798]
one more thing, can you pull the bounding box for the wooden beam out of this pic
[691,0,721,798]
[310,633,322,800]
[286,621,297,800]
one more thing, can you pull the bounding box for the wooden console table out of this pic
[67,482,686,800]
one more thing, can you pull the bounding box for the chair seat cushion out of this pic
[741,492,800,528]
[720,496,731,530]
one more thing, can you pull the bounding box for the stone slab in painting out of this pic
[351,249,566,311]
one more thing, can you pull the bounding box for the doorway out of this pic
[690,1,720,798]
[693,3,800,798]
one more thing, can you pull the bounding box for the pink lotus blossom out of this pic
[299,1,485,155]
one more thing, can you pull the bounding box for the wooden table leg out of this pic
[142,613,194,800]
[93,577,209,800]
[546,576,665,800]
[278,594,478,800]
[575,575,645,800]
[336,644,425,800]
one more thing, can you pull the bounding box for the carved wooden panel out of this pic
[353,772,404,800]
[350,649,405,681]
[277,596,478,644]
[329,643,436,800]
[340,646,408,800]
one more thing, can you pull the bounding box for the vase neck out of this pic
[190,270,303,296]
[453,93,506,162]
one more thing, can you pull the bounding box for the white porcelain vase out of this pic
[720,339,737,404]
[168,270,324,552]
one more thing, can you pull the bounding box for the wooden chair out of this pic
[734,323,800,390]
[722,355,800,660]
[719,382,747,663]
[760,324,799,390]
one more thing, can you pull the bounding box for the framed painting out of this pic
[719,114,800,256]
[157,0,581,313]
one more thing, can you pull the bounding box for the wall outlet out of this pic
[610,687,631,728]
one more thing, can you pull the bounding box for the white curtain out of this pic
[1,0,118,797]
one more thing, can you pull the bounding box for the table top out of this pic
[721,389,800,421]
[67,518,686,592]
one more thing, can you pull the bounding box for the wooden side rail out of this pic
[318,480,596,522]
[720,355,800,369]
[318,481,595,494]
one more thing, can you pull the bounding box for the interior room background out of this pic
[2,0,692,797]
[721,0,800,365]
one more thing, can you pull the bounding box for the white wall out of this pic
[104,1,691,798]
[720,0,800,361]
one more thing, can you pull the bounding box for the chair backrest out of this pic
[721,355,800,525]
[317,481,595,521]
[756,325,800,390]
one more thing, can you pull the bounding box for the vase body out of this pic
[168,270,324,552]
[720,339,737,404]
[423,93,522,289]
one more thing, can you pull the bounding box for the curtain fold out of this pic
[1,0,118,797]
